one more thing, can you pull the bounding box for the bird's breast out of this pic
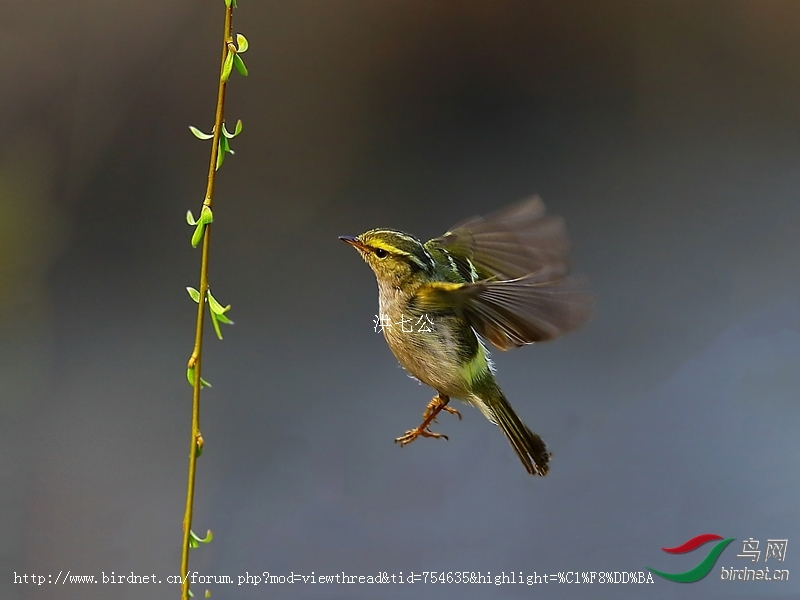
[377,290,473,397]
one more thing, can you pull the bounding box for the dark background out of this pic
[3,1,799,599]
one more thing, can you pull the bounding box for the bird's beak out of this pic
[339,235,369,252]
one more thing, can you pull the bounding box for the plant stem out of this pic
[180,5,234,599]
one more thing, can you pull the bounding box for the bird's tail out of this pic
[474,387,551,476]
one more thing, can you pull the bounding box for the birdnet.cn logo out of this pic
[646,534,789,583]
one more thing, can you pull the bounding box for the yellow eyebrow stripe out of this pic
[368,240,401,253]
[367,240,428,269]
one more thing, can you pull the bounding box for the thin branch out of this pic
[180,4,235,600]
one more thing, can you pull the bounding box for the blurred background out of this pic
[3,1,800,598]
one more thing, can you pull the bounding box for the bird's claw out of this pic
[441,405,462,420]
[395,427,449,446]
[395,393,456,446]
[423,396,461,421]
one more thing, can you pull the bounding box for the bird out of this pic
[339,196,592,476]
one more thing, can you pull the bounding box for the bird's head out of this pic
[339,228,433,288]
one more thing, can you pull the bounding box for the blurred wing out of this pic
[414,266,592,351]
[430,196,571,280]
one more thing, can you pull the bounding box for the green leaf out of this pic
[206,291,230,315]
[210,310,223,340]
[187,367,211,388]
[221,120,243,139]
[189,205,212,245]
[186,287,201,303]
[199,205,214,225]
[224,0,231,7]
[216,137,232,170]
[186,210,197,225]
[233,54,248,77]
[189,126,214,140]
[207,291,233,326]
[236,33,248,53]
[188,591,194,598]
[221,48,234,82]
[215,139,226,170]
[190,529,213,548]
[191,222,205,248]
[205,591,211,598]
[215,313,234,325]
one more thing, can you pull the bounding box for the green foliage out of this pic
[189,126,214,140]
[221,30,248,82]
[189,529,214,548]
[189,119,243,172]
[207,290,234,339]
[185,286,234,341]
[233,54,248,77]
[187,205,214,248]
[216,120,242,170]
[223,119,243,138]
[221,48,235,82]
[186,367,211,388]
[236,33,248,52]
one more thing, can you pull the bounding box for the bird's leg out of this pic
[422,394,462,422]
[395,393,459,446]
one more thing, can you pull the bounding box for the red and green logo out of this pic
[647,534,735,583]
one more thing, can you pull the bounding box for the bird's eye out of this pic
[374,248,388,258]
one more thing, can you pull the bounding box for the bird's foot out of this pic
[394,426,448,446]
[395,393,458,446]
[422,394,462,422]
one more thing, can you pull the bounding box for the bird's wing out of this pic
[413,266,592,351]
[428,196,571,281]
